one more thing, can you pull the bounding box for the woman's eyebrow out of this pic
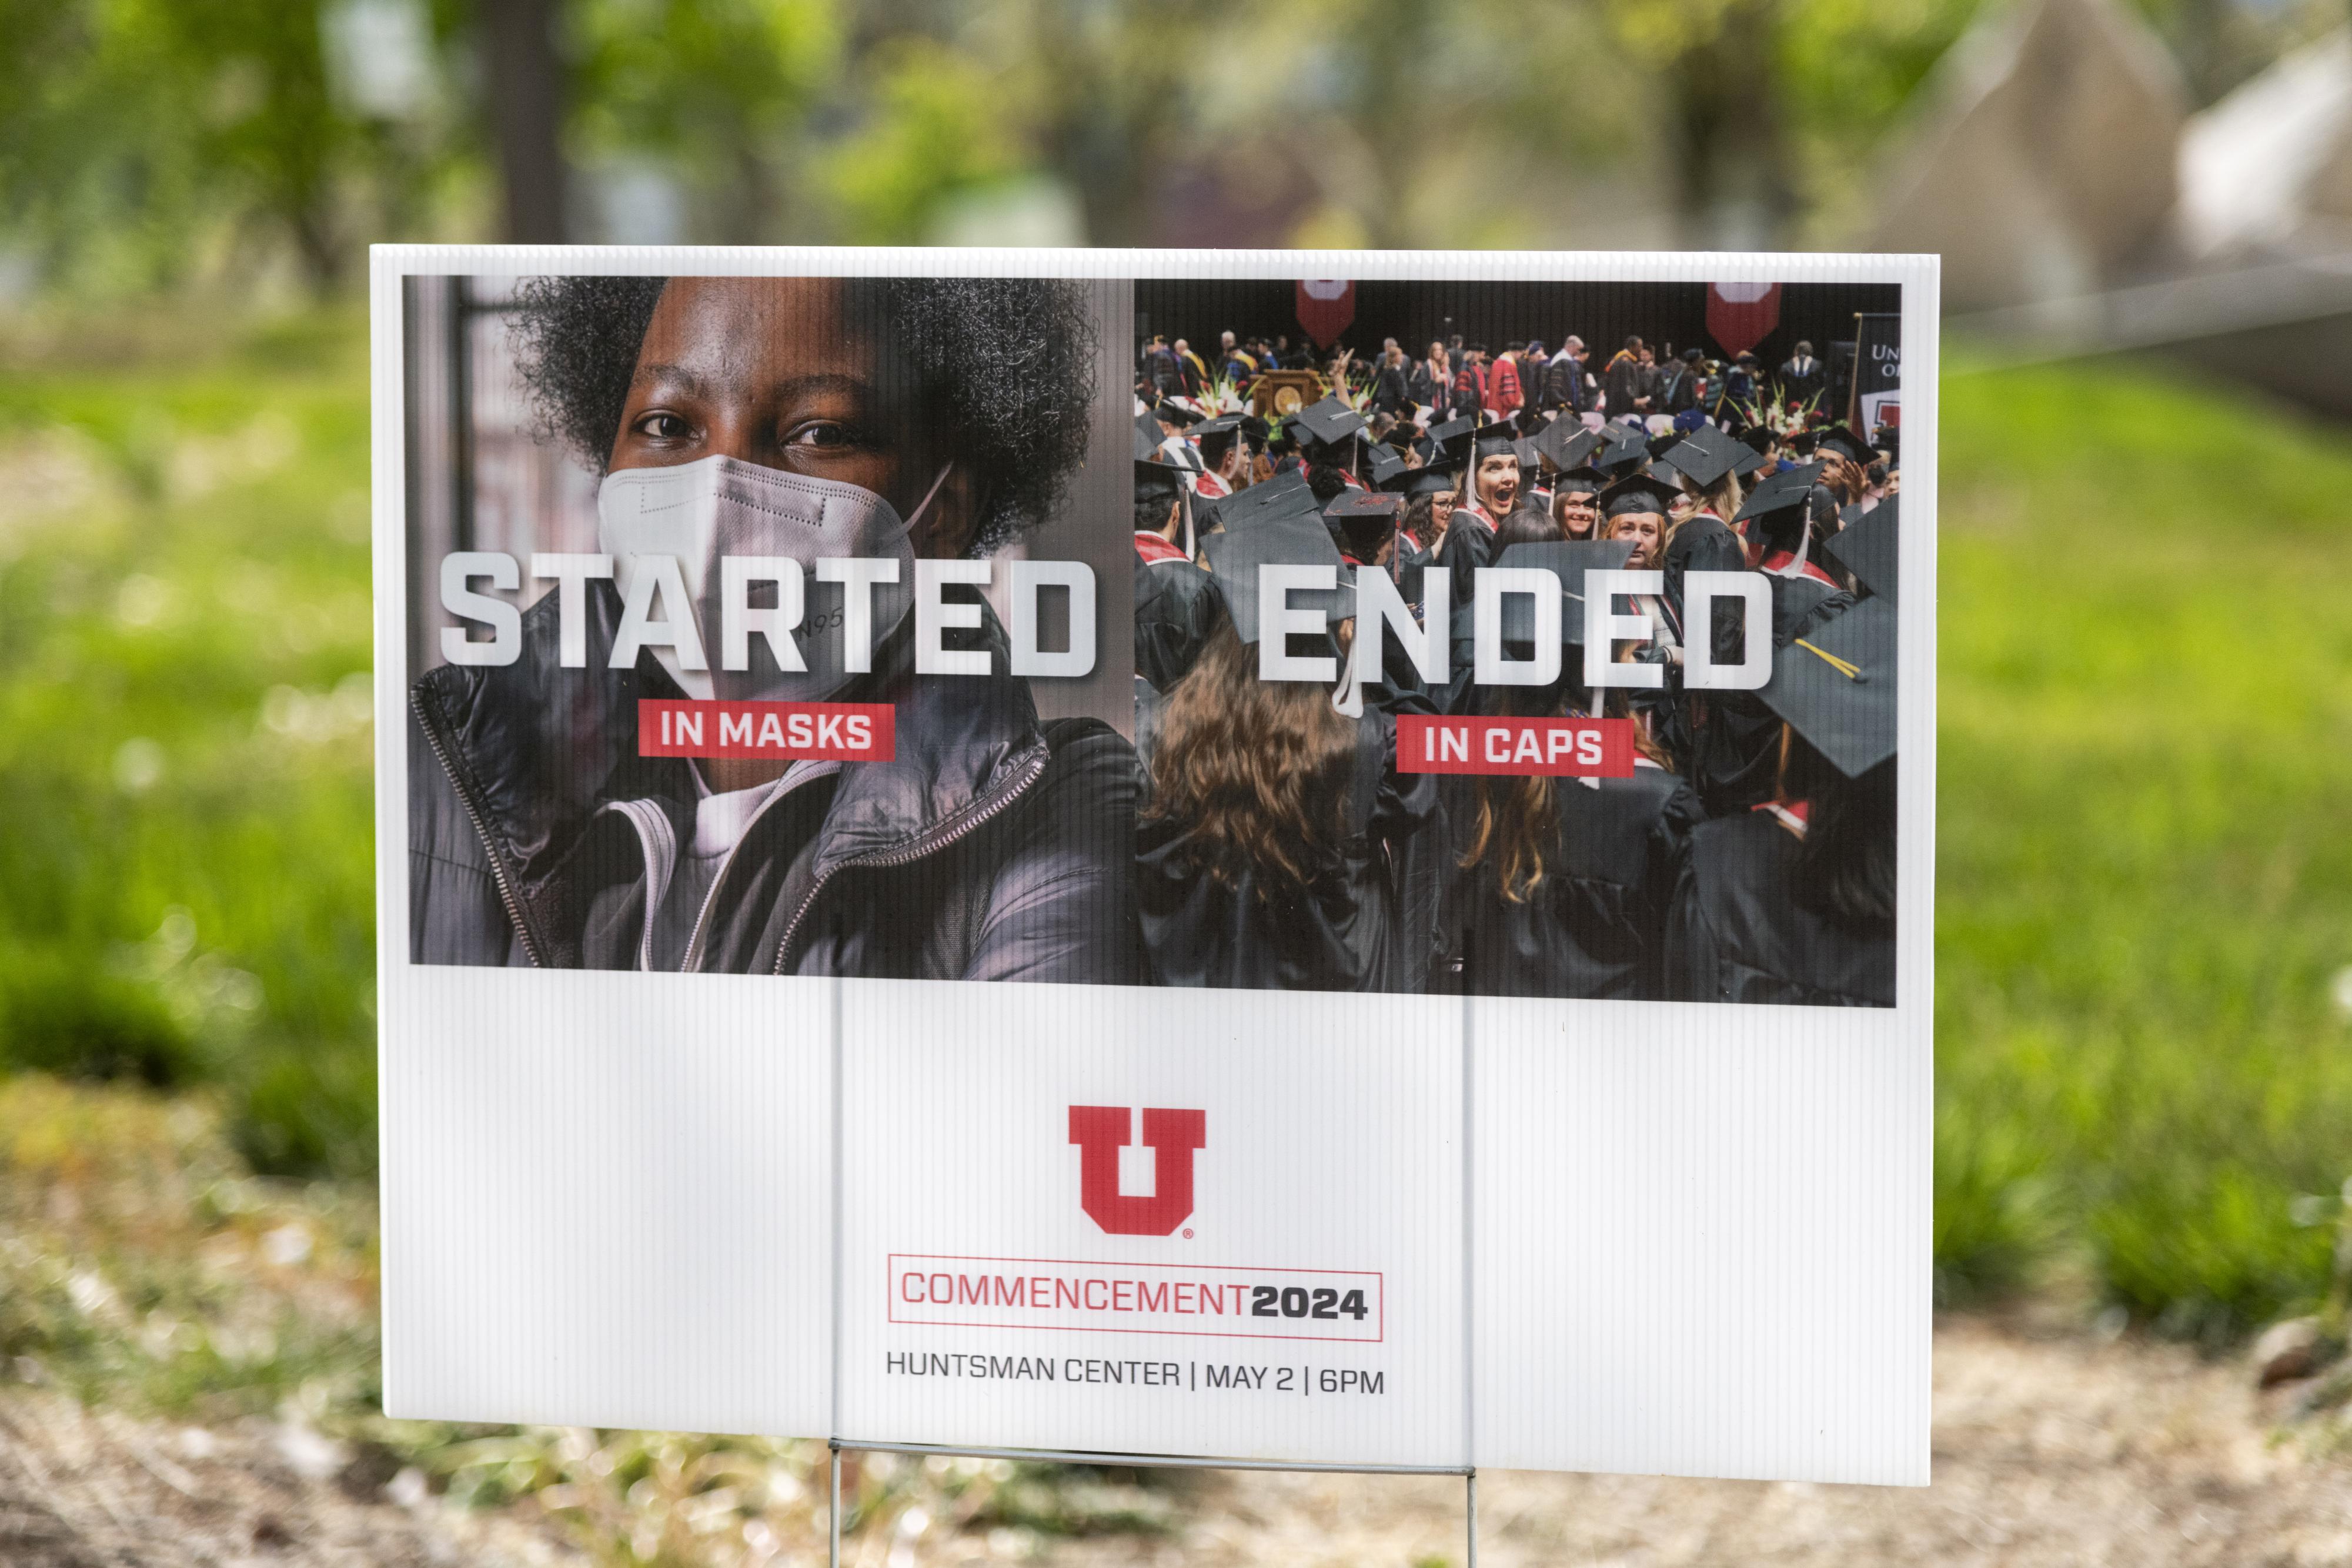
[765,372,873,407]
[629,362,716,399]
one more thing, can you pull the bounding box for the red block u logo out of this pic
[1068,1106,1205,1235]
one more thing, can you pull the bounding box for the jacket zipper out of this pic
[412,686,548,968]
[676,763,838,974]
[770,744,1050,975]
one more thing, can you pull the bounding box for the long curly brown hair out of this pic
[1142,619,1357,898]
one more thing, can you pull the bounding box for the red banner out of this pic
[1705,282,1782,359]
[1396,716,1635,777]
[638,700,895,762]
[1295,279,1356,348]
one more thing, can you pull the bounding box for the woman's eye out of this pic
[786,421,854,449]
[635,412,692,440]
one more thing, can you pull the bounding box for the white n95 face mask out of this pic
[595,454,947,701]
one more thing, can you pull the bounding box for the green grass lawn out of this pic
[1936,353,2352,1335]
[1,317,2346,1334]
[0,313,377,1176]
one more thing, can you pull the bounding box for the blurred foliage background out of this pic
[1,0,2350,1455]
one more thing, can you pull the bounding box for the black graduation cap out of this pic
[1208,467,1321,531]
[1428,416,1476,464]
[1154,399,1204,428]
[1552,465,1608,497]
[1815,423,1872,465]
[1489,539,1638,645]
[1135,409,1167,453]
[1291,395,1367,450]
[1362,443,1407,487]
[1325,489,1402,525]
[1200,511,1355,645]
[1758,594,1898,778]
[1595,425,1649,475]
[1324,488,1402,560]
[1661,424,1749,489]
[1645,430,1682,460]
[1531,419,1602,473]
[1381,464,1458,499]
[1732,462,1825,524]
[1819,497,1899,604]
[1135,453,1182,507]
[1784,429,1820,459]
[1194,413,1243,441]
[1511,437,1543,473]
[1474,423,1520,460]
[1597,470,1678,519]
[1736,425,1775,456]
[1240,413,1270,449]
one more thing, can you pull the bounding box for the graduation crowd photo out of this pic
[1132,279,1903,1005]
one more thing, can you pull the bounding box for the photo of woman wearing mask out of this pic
[407,275,1147,983]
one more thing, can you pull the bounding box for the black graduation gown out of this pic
[1438,762,1704,998]
[1392,533,1436,622]
[1662,810,1895,1006]
[1437,509,1496,614]
[1643,515,1749,769]
[1135,706,1442,992]
[1134,552,1220,693]
[1685,574,1852,816]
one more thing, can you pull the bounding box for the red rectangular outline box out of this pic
[1396,714,1635,777]
[637,699,895,762]
[886,1253,1385,1345]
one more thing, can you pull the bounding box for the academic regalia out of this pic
[1681,470,1855,814]
[1664,597,1897,1006]
[1433,540,1703,998]
[1134,541,1220,693]
[1819,497,1900,606]
[1441,758,1703,998]
[1662,809,1891,1004]
[1440,499,1497,612]
[1133,438,1220,693]
[1438,422,1516,610]
[1681,573,1848,815]
[1134,514,1442,992]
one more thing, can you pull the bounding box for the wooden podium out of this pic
[1250,370,1327,419]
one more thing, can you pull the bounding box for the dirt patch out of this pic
[1044,1316,2352,1568]
[0,1391,579,1568]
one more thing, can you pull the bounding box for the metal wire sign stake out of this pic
[825,1440,1476,1567]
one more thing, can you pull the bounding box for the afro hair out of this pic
[506,275,1099,556]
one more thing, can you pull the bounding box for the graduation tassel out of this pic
[1793,637,1862,680]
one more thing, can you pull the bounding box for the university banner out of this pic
[372,249,1937,1484]
[1851,310,1902,439]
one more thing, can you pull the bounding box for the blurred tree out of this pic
[823,34,1023,242]
[570,0,838,243]
[0,0,2329,279]
[482,0,572,240]
[0,0,463,295]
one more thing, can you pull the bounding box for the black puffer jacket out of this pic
[408,580,1147,982]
